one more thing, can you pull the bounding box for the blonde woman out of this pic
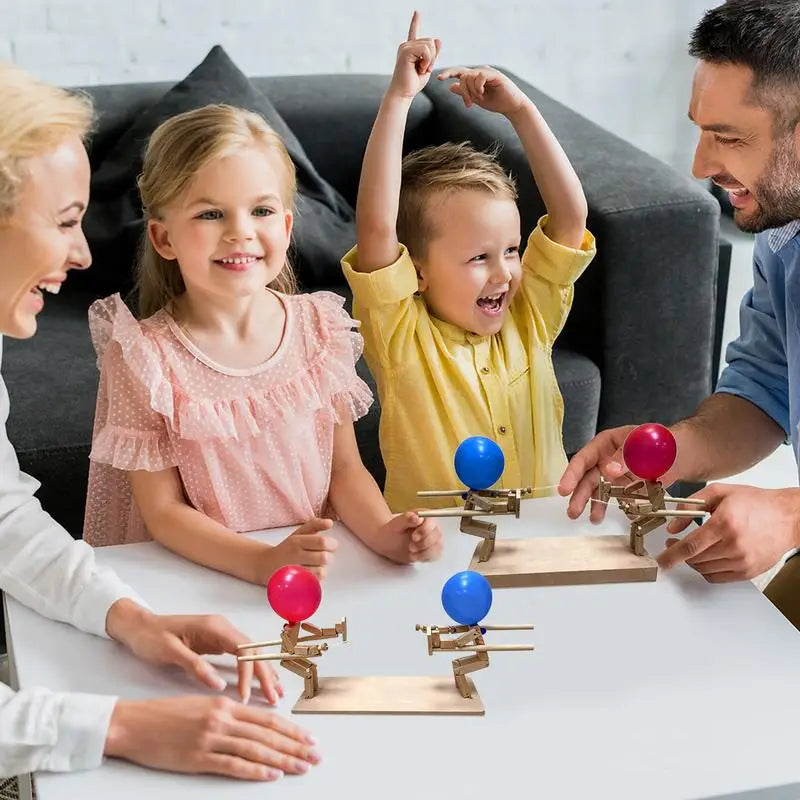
[0,63,318,782]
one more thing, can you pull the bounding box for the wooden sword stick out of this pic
[430,645,534,652]
[236,639,282,650]
[480,624,535,631]
[636,510,709,518]
[416,509,490,518]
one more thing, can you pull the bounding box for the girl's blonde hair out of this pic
[136,104,298,318]
[0,62,93,217]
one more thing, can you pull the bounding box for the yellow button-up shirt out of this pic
[342,216,596,512]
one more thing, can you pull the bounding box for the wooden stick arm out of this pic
[236,639,282,651]
[237,652,324,662]
[664,497,707,507]
[636,510,708,519]
[417,509,490,519]
[417,488,533,499]
[430,644,534,652]
[481,624,535,631]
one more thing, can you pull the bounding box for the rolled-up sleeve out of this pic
[0,339,144,776]
[716,242,790,436]
[517,216,596,344]
[0,683,117,776]
[341,243,421,369]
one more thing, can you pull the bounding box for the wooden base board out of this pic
[292,675,484,715]
[468,534,658,588]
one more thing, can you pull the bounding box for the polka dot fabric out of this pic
[82,291,373,546]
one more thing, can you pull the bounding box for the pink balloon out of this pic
[622,423,677,481]
[267,565,321,625]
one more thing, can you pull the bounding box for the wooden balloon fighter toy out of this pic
[417,436,532,564]
[237,566,532,716]
[417,432,699,588]
[415,570,533,707]
[595,423,708,556]
[237,566,347,702]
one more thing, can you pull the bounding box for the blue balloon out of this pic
[454,436,504,490]
[441,571,492,626]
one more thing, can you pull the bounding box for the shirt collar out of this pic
[767,220,800,253]
[429,313,490,345]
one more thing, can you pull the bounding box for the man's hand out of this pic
[437,66,528,117]
[388,10,441,102]
[558,423,692,523]
[266,517,337,581]
[105,695,320,781]
[558,425,638,522]
[656,484,800,581]
[377,511,444,563]
[106,602,282,705]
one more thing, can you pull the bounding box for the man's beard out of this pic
[734,136,800,233]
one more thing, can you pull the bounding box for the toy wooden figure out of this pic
[416,571,534,698]
[417,435,666,587]
[415,621,534,698]
[287,570,532,716]
[236,565,346,699]
[595,423,707,556]
[417,436,532,561]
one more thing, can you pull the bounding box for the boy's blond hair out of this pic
[398,141,518,259]
[136,104,298,319]
[0,62,93,218]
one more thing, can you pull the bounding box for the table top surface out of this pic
[7,496,800,800]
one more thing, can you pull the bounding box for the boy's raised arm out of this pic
[438,67,588,249]
[354,11,441,273]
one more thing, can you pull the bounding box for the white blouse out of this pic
[0,337,141,777]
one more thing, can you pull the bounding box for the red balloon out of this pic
[267,565,321,625]
[622,423,677,481]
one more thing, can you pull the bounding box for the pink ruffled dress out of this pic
[83,290,373,546]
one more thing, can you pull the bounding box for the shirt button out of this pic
[481,366,490,374]
[498,426,507,435]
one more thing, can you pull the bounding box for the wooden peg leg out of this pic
[280,656,319,699]
[452,652,490,698]
[461,517,497,561]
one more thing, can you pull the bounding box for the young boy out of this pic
[342,12,596,511]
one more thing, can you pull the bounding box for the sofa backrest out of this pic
[69,74,435,299]
[80,75,435,208]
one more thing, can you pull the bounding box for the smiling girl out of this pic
[83,104,442,581]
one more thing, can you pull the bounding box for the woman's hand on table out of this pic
[106,599,283,704]
[105,695,320,780]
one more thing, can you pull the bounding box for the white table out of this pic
[7,497,800,800]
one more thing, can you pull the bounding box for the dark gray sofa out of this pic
[2,67,722,538]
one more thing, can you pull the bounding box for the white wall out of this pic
[0,0,716,174]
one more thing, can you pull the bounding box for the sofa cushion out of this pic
[82,45,355,297]
[553,348,601,455]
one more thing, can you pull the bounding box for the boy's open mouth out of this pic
[476,291,506,316]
